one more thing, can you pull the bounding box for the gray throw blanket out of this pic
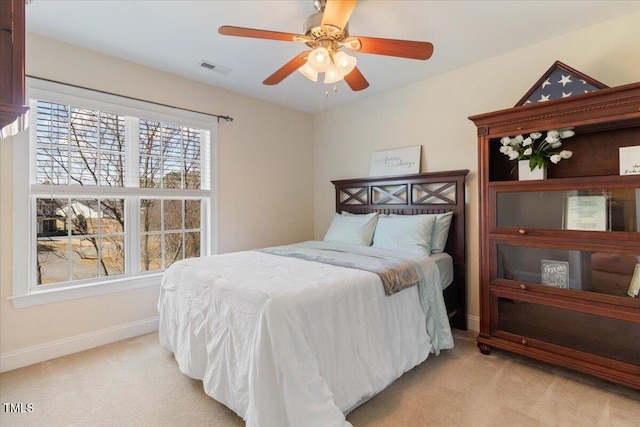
[257,242,420,295]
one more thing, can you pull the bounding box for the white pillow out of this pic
[372,214,436,256]
[323,212,378,246]
[389,212,453,254]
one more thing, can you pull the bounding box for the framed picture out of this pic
[563,195,608,231]
[541,260,569,288]
[369,145,421,177]
[619,146,640,176]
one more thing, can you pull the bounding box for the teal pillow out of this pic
[323,212,378,246]
[430,211,453,254]
[389,212,453,254]
[373,215,436,256]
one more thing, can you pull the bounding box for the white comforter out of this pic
[158,241,453,427]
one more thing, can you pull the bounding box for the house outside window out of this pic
[12,78,218,308]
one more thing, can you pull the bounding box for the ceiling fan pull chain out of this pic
[325,83,339,97]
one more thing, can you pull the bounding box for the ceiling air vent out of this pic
[199,60,232,75]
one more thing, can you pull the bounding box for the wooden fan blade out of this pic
[321,0,358,31]
[352,36,434,60]
[344,66,369,91]
[218,25,300,42]
[263,51,311,85]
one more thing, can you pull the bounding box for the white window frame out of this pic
[11,78,218,308]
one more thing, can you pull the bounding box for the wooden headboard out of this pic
[332,170,469,330]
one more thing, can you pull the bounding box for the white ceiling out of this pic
[26,0,640,114]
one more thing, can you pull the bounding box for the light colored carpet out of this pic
[1,330,638,426]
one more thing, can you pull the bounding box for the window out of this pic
[12,78,217,308]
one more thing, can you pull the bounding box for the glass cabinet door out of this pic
[496,244,640,298]
[496,188,639,232]
[494,295,640,366]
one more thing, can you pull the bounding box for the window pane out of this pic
[183,127,201,189]
[69,149,98,186]
[100,153,124,187]
[99,112,125,153]
[183,128,200,160]
[140,234,162,271]
[184,160,200,190]
[139,156,161,188]
[141,199,161,232]
[36,198,68,237]
[36,147,68,185]
[101,236,125,276]
[163,124,182,159]
[36,101,69,146]
[185,200,201,229]
[164,200,183,230]
[139,120,162,156]
[69,107,98,150]
[37,237,69,285]
[69,199,99,236]
[164,232,183,268]
[185,232,200,259]
[71,236,99,281]
[100,199,125,234]
[163,158,183,189]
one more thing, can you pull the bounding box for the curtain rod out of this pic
[26,75,234,123]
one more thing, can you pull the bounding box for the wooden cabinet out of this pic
[469,82,640,389]
[1,0,28,138]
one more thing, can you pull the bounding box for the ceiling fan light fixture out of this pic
[323,65,344,84]
[298,62,319,82]
[308,47,331,72]
[219,0,432,92]
[334,51,356,76]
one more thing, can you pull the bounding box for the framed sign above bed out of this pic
[369,145,421,177]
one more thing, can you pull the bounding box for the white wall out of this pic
[312,12,640,330]
[0,34,314,370]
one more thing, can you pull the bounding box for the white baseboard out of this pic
[0,316,159,373]
[467,314,480,332]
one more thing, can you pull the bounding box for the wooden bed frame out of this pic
[332,170,469,330]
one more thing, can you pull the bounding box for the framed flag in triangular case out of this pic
[515,60,609,106]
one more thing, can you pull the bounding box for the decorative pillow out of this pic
[372,214,436,256]
[323,212,378,246]
[389,212,453,254]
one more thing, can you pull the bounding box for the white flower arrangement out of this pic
[500,128,575,171]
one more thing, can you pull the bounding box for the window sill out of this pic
[9,274,163,309]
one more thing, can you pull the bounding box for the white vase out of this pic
[518,160,547,180]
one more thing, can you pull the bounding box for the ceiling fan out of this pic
[218,0,434,92]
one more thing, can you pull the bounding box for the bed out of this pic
[158,170,469,427]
